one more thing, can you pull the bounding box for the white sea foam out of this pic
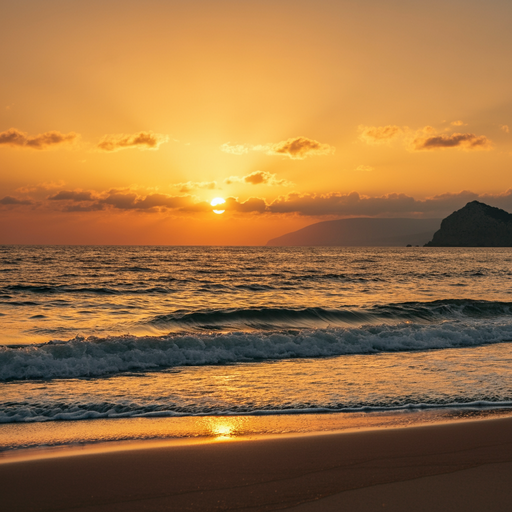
[2,319,512,381]
[2,400,512,425]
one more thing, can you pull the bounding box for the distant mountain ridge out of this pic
[266,218,441,246]
[425,201,512,246]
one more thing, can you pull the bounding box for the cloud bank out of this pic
[97,132,169,152]
[221,136,334,160]
[6,186,512,220]
[266,190,512,216]
[0,128,78,149]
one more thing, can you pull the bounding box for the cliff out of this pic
[266,218,440,246]
[425,201,512,247]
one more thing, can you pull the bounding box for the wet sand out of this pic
[2,416,512,511]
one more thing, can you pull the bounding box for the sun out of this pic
[211,197,225,214]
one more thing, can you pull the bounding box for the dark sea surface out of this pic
[2,245,512,450]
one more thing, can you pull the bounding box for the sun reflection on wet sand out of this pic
[200,417,250,440]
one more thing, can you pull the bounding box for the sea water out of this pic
[2,245,512,451]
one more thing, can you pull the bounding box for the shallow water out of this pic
[1,246,512,447]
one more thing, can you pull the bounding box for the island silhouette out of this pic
[267,201,512,247]
[267,218,441,246]
[425,201,512,246]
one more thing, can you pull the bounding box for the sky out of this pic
[1,0,512,245]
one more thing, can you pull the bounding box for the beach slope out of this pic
[2,417,512,511]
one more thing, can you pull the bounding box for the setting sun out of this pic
[211,197,226,214]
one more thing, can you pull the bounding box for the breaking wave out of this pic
[146,300,512,331]
[2,299,512,381]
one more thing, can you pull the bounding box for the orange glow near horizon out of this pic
[1,0,512,245]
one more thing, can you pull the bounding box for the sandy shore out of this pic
[2,416,512,511]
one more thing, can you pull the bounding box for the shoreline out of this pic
[2,414,512,511]
[2,406,512,463]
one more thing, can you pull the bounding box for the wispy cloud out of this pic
[16,181,66,194]
[354,165,374,172]
[0,128,78,150]
[221,136,334,160]
[359,124,493,151]
[219,143,249,155]
[412,132,492,151]
[225,170,292,186]
[451,120,467,126]
[97,131,168,152]
[267,190,487,216]
[48,190,96,201]
[0,196,33,205]
[265,137,334,159]
[501,125,510,133]
[358,125,403,145]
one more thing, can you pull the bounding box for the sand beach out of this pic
[2,416,512,511]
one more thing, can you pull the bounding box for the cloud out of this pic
[0,128,78,149]
[98,190,218,213]
[501,125,510,133]
[0,196,33,205]
[267,190,490,217]
[451,120,466,126]
[358,125,403,144]
[172,181,218,194]
[355,165,374,172]
[359,124,493,152]
[225,197,267,213]
[220,143,249,155]
[97,190,267,214]
[220,137,334,160]
[3,184,272,216]
[10,181,512,220]
[225,171,292,186]
[97,132,168,152]
[100,191,179,210]
[265,137,334,159]
[16,181,66,194]
[412,132,492,151]
[264,189,512,217]
[244,171,276,185]
[48,190,96,201]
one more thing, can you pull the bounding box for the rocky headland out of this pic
[425,201,512,247]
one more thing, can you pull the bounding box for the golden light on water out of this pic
[211,197,226,214]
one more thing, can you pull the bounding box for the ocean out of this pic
[2,245,512,452]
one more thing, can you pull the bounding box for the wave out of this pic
[2,284,170,295]
[2,312,512,381]
[147,300,512,331]
[2,400,512,424]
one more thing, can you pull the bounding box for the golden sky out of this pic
[1,0,512,245]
